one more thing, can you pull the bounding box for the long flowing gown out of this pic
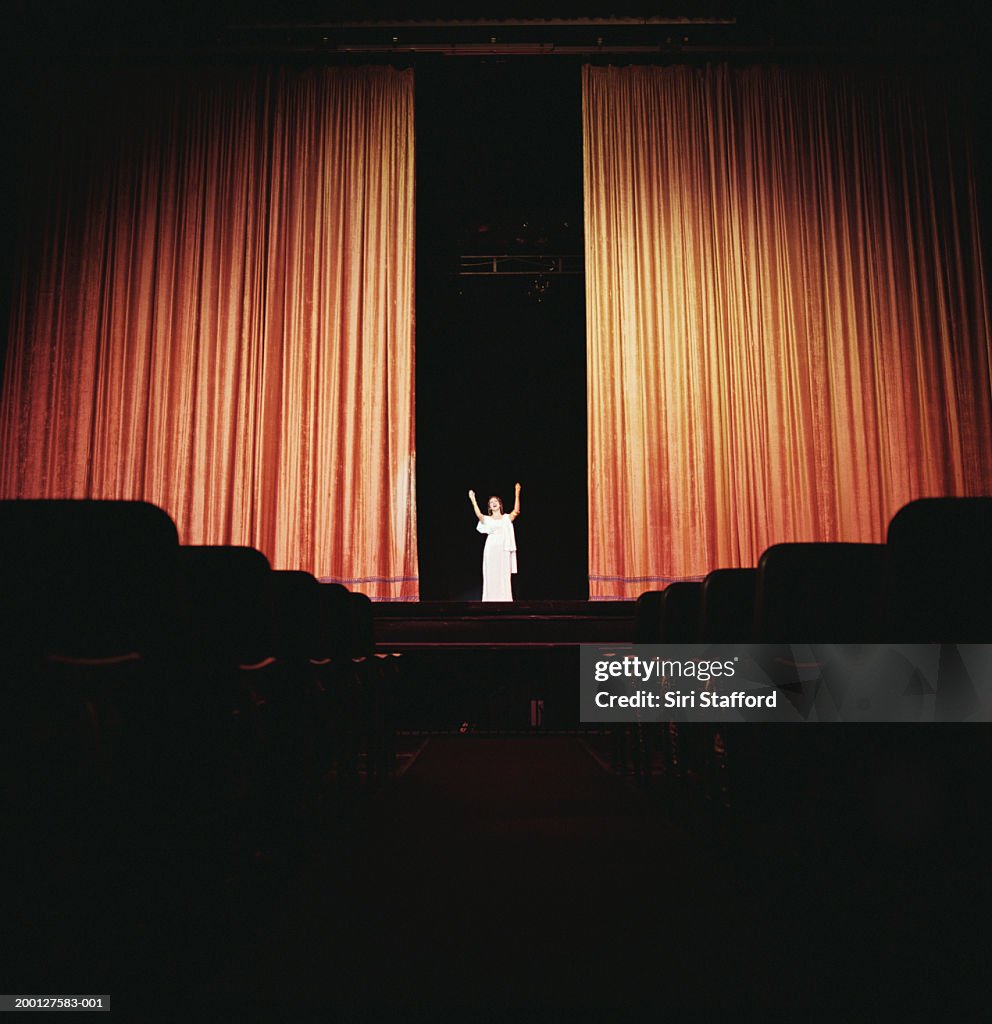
[476,514,517,601]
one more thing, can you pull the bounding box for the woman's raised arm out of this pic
[468,488,485,523]
[509,481,521,521]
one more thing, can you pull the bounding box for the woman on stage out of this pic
[468,482,521,601]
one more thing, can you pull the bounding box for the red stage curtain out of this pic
[0,66,418,599]
[582,65,992,600]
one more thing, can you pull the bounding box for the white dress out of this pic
[476,514,517,601]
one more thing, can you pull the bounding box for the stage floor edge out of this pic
[373,600,636,647]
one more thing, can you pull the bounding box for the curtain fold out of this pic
[1,65,418,599]
[583,65,992,600]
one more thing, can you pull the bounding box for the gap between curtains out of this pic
[1,65,418,600]
[583,64,992,600]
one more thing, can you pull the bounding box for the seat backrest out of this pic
[700,568,758,642]
[270,570,321,659]
[754,542,886,642]
[349,591,376,658]
[0,499,179,657]
[634,590,665,643]
[315,582,353,660]
[660,581,703,642]
[178,545,273,665]
[885,497,992,641]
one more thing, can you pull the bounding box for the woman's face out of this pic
[488,496,502,514]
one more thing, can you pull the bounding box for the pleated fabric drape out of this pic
[583,64,992,600]
[1,65,418,599]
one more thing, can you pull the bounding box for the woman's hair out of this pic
[487,495,503,513]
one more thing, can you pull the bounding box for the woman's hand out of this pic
[468,489,476,501]
[515,482,521,493]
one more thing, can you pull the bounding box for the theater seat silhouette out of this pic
[619,589,663,779]
[699,568,758,642]
[749,539,886,737]
[0,499,179,658]
[655,582,704,783]
[311,583,366,785]
[314,581,353,661]
[634,590,665,643]
[1,499,181,778]
[882,499,992,864]
[743,543,886,829]
[660,581,703,642]
[754,542,886,643]
[697,569,759,810]
[270,570,321,660]
[255,569,324,837]
[345,591,397,781]
[178,545,273,667]
[885,497,992,641]
[1,500,181,933]
[177,545,275,863]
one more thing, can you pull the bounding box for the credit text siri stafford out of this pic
[593,689,778,709]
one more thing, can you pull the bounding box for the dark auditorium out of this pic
[3,1,991,1015]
